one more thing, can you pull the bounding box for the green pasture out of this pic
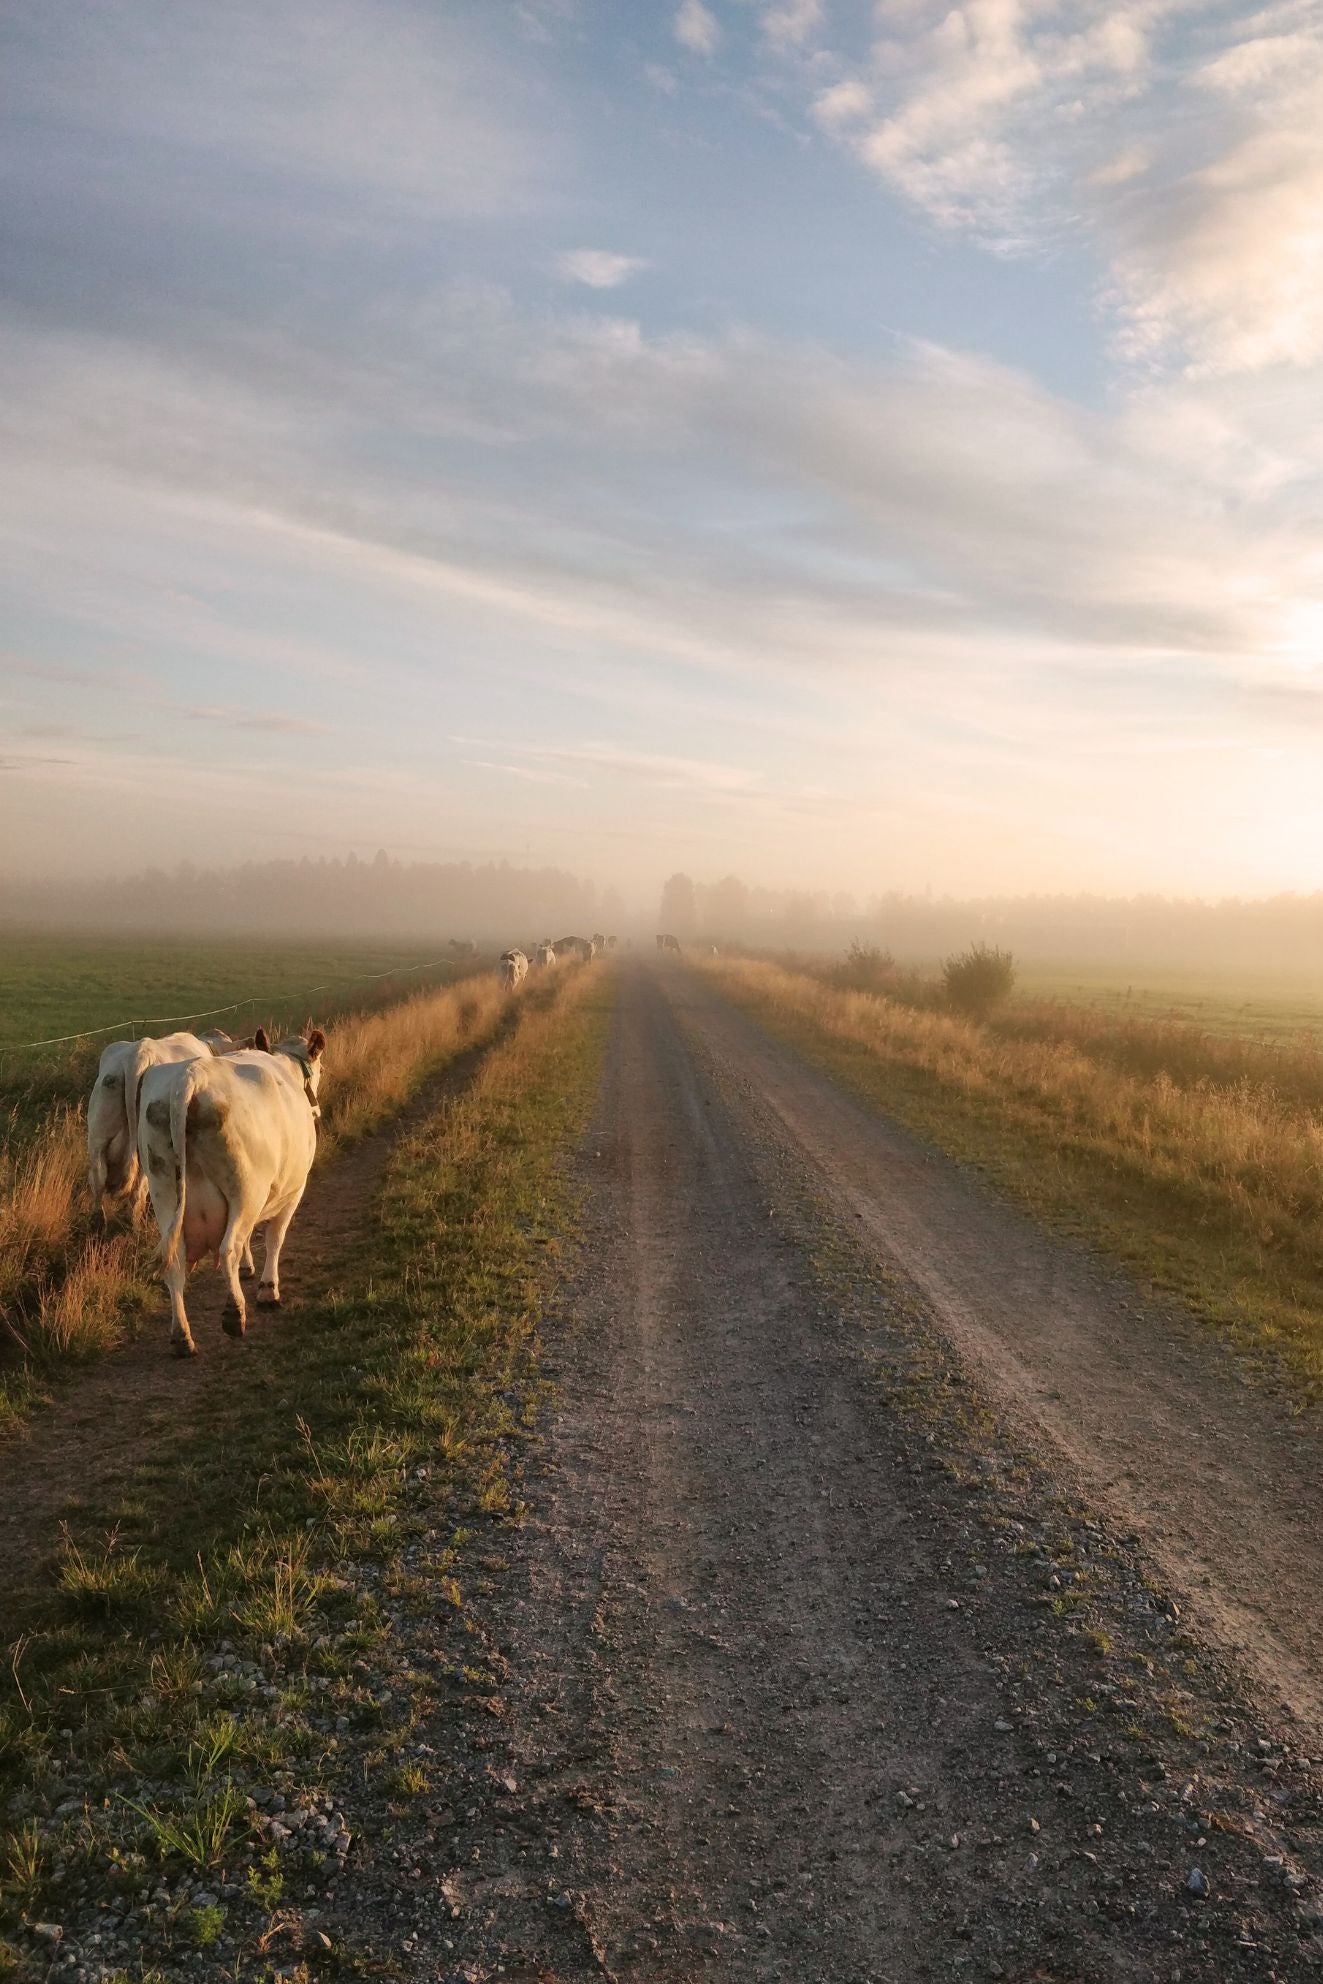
[1014,965,1323,1041]
[0,933,472,1129]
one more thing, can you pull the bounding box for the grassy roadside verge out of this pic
[0,960,612,1982]
[703,957,1323,1395]
[0,970,510,1435]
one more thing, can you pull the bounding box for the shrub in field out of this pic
[823,944,937,1010]
[942,943,1016,1019]
[836,942,895,993]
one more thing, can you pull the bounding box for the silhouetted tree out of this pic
[658,872,697,937]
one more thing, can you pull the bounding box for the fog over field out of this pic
[4,3,1323,910]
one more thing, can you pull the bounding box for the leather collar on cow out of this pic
[274,1043,321,1120]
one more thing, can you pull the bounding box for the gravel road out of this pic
[391,963,1323,1982]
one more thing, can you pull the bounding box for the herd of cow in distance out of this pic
[82,928,711,1359]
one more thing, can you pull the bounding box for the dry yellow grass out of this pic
[0,969,520,1409]
[317,973,507,1149]
[706,957,1323,1387]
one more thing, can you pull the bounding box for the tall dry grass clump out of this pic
[992,999,1323,1107]
[317,973,508,1147]
[707,956,1323,1377]
[0,969,519,1409]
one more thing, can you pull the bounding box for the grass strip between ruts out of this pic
[0,962,613,1981]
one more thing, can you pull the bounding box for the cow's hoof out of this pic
[221,1306,247,1339]
[172,1337,197,1359]
[256,1285,281,1309]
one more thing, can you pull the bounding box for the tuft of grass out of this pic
[1,1820,42,1911]
[186,1713,240,1789]
[120,1783,248,1868]
[390,1762,428,1798]
[705,956,1323,1389]
[58,1531,164,1623]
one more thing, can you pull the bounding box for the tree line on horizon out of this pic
[4,853,1323,978]
[0,851,618,944]
[658,872,1323,978]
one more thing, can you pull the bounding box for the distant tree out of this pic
[943,943,1016,1019]
[707,874,749,938]
[659,872,697,937]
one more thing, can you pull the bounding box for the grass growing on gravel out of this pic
[705,957,1323,1394]
[0,962,611,1981]
[0,968,510,1434]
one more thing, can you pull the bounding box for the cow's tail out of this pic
[161,1062,199,1273]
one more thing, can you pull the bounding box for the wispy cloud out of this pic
[463,758,587,787]
[1103,25,1323,372]
[186,704,330,735]
[804,2,1323,376]
[761,0,823,53]
[3,0,548,223]
[674,0,720,57]
[555,249,649,290]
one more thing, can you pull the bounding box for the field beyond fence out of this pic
[706,955,1323,1393]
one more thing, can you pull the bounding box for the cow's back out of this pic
[140,1052,316,1207]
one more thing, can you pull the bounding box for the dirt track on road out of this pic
[408,963,1323,1982]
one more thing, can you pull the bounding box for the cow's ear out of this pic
[307,1027,327,1060]
[253,1026,271,1052]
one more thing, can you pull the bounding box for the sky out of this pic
[3,0,1323,906]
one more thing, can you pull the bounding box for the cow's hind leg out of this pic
[146,1164,196,1358]
[241,1224,263,1278]
[218,1219,251,1338]
[163,1250,196,1357]
[256,1193,305,1309]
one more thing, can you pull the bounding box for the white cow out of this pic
[137,1029,326,1357]
[87,1031,215,1215]
[500,949,528,990]
[533,942,556,968]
